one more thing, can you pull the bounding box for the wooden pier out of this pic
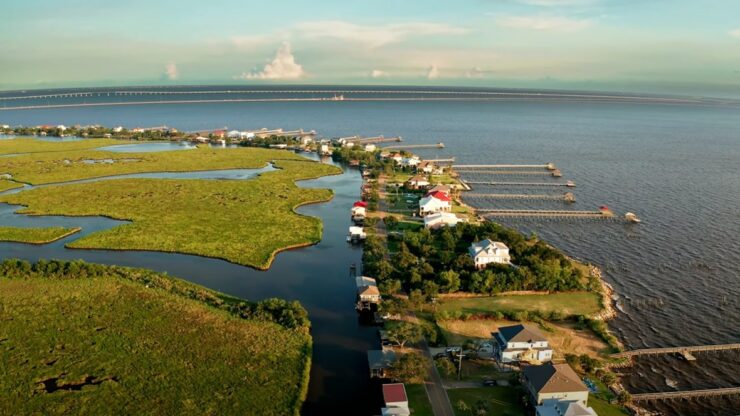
[457,169,563,177]
[465,180,575,188]
[465,192,575,202]
[453,163,556,170]
[612,343,740,359]
[479,209,612,218]
[346,136,402,144]
[631,387,740,402]
[384,143,444,149]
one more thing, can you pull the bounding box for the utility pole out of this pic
[457,349,465,381]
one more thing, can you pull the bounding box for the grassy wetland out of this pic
[0,138,341,269]
[0,226,81,244]
[0,260,312,416]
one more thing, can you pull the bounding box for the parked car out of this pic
[482,379,496,387]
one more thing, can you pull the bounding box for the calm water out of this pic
[1,87,739,415]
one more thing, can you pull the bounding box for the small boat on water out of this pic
[625,212,641,223]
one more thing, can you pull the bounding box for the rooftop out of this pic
[496,324,548,344]
[522,363,587,395]
[382,383,408,404]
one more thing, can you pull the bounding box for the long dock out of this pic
[479,209,612,218]
[465,180,575,188]
[384,143,444,149]
[454,163,556,170]
[631,387,740,402]
[346,136,402,144]
[465,192,575,202]
[612,343,740,359]
[422,158,456,164]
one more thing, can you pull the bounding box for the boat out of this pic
[625,212,641,223]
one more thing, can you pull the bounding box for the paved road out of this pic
[418,332,456,416]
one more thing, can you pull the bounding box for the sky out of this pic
[2,0,740,96]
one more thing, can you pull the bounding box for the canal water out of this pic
[0,157,382,415]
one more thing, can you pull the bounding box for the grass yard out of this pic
[1,158,340,269]
[0,179,23,192]
[589,395,629,416]
[436,319,610,359]
[0,226,81,244]
[0,261,311,416]
[447,386,525,416]
[406,384,434,416]
[0,141,309,184]
[438,292,602,318]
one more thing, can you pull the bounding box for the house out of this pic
[381,383,410,416]
[364,143,377,152]
[211,130,226,138]
[389,153,404,164]
[194,136,210,143]
[405,175,429,190]
[424,212,461,230]
[400,156,420,168]
[419,191,451,216]
[427,184,451,196]
[417,161,435,174]
[112,126,123,133]
[469,239,511,269]
[356,276,381,310]
[56,125,67,131]
[368,350,397,378]
[536,399,598,416]
[320,144,331,156]
[348,226,367,243]
[352,201,367,216]
[492,324,553,363]
[522,363,589,406]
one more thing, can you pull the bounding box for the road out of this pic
[418,330,456,416]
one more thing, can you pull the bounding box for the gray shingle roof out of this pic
[522,363,587,394]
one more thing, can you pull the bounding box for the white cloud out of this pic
[497,15,592,32]
[295,21,468,48]
[426,65,440,80]
[164,62,178,80]
[370,69,388,78]
[730,29,740,38]
[235,42,305,80]
[466,67,493,78]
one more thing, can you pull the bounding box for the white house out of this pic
[493,324,553,363]
[381,383,410,416]
[364,143,377,152]
[417,161,435,174]
[469,239,511,269]
[522,363,590,406]
[56,125,67,131]
[424,212,461,230]
[320,144,331,155]
[400,156,420,168]
[536,399,598,416]
[419,191,451,216]
[112,126,123,133]
[356,276,381,303]
[405,175,429,190]
[389,153,404,164]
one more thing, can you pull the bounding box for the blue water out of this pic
[1,86,739,415]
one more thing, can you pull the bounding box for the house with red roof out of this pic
[419,190,451,216]
[381,383,410,416]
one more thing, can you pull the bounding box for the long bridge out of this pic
[479,209,612,219]
[631,387,740,402]
[612,343,740,359]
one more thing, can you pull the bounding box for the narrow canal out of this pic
[0,156,382,415]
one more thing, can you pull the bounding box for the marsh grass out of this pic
[0,226,81,244]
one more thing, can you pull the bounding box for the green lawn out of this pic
[1,158,340,269]
[438,292,601,317]
[406,384,434,416]
[447,386,525,416]
[0,179,23,192]
[0,261,311,416]
[589,396,629,416]
[0,226,80,244]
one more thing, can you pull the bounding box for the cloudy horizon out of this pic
[2,0,740,97]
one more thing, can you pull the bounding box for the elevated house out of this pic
[492,324,553,363]
[368,350,397,378]
[400,156,420,168]
[351,201,367,224]
[364,143,377,152]
[348,226,367,243]
[536,399,598,416]
[405,175,429,190]
[356,275,381,311]
[522,363,589,406]
[427,184,451,196]
[416,160,435,174]
[424,212,461,229]
[419,191,451,216]
[381,383,410,416]
[469,239,511,269]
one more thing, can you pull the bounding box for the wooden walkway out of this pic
[465,180,575,188]
[612,343,740,358]
[384,143,444,149]
[453,163,556,170]
[465,192,575,202]
[631,387,740,402]
[479,209,612,218]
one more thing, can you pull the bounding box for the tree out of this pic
[409,289,425,311]
[439,269,461,293]
[390,352,428,383]
[384,215,398,229]
[456,400,470,414]
[436,357,456,377]
[386,321,424,348]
